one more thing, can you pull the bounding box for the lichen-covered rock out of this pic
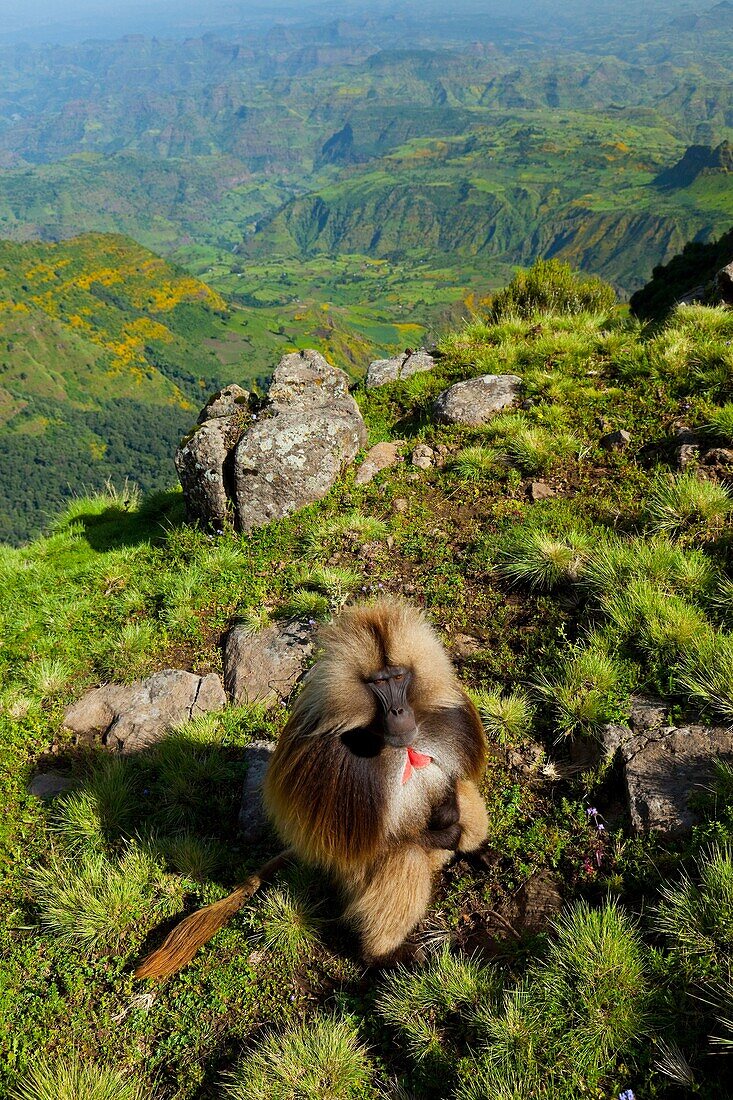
[354,441,404,485]
[223,617,314,705]
[232,353,366,531]
[197,384,250,423]
[717,259,733,305]
[63,669,226,753]
[411,444,434,469]
[602,695,733,834]
[175,395,251,531]
[365,349,435,389]
[433,374,522,425]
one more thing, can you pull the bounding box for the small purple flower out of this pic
[586,807,598,817]
[597,822,605,831]
[619,1091,635,1100]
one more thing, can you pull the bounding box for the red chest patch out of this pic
[402,746,433,784]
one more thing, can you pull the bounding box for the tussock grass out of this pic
[643,471,731,536]
[533,636,627,738]
[474,687,535,744]
[601,580,709,659]
[151,732,230,830]
[24,656,74,698]
[498,528,591,590]
[378,947,499,1063]
[450,446,500,480]
[223,1015,372,1100]
[582,534,717,598]
[29,844,182,953]
[96,619,160,680]
[278,588,331,620]
[52,757,137,851]
[154,831,220,881]
[702,401,733,442]
[674,630,733,720]
[10,1054,148,1100]
[654,843,733,966]
[254,882,324,964]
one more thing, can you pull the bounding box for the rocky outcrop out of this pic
[174,385,251,532]
[433,374,522,425]
[63,669,226,753]
[718,260,733,306]
[365,349,435,389]
[177,351,366,534]
[603,695,733,834]
[223,617,314,705]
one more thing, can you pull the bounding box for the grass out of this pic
[28,844,182,953]
[223,1016,373,1100]
[642,471,731,536]
[10,1054,149,1100]
[6,282,733,1099]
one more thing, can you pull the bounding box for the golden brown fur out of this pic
[136,599,488,977]
[263,599,488,959]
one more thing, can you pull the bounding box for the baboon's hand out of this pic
[422,786,462,850]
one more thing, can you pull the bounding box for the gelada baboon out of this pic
[136,599,488,978]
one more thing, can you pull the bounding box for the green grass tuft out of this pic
[10,1054,149,1100]
[643,471,731,536]
[498,528,591,590]
[223,1015,373,1100]
[474,687,536,744]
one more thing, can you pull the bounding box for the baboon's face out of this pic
[364,666,416,747]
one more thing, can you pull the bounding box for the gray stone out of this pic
[677,443,701,469]
[433,374,522,425]
[29,771,74,800]
[717,260,733,305]
[267,349,353,409]
[602,695,733,834]
[175,408,250,532]
[63,669,226,753]
[224,618,314,705]
[354,441,404,486]
[600,429,632,451]
[411,444,435,470]
[238,740,275,842]
[528,481,555,501]
[365,349,435,389]
[198,384,250,423]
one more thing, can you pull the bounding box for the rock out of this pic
[223,618,314,705]
[392,497,408,513]
[602,695,733,834]
[177,350,366,534]
[717,259,733,305]
[512,870,563,933]
[677,443,701,469]
[354,441,404,486]
[411,444,434,469]
[365,349,435,389]
[232,352,367,532]
[28,771,74,800]
[703,447,733,467]
[238,740,276,842]
[451,633,481,657]
[433,374,522,425]
[528,481,555,501]
[175,407,250,532]
[600,428,632,450]
[63,670,227,753]
[198,384,250,423]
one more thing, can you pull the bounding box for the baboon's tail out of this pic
[135,847,295,979]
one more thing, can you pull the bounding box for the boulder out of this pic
[528,481,555,501]
[232,352,367,532]
[177,350,367,534]
[238,740,276,843]
[63,669,226,753]
[223,618,314,705]
[175,391,251,532]
[602,695,733,834]
[433,374,522,425]
[354,441,404,486]
[365,349,435,389]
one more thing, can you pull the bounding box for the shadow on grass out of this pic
[71,491,187,551]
